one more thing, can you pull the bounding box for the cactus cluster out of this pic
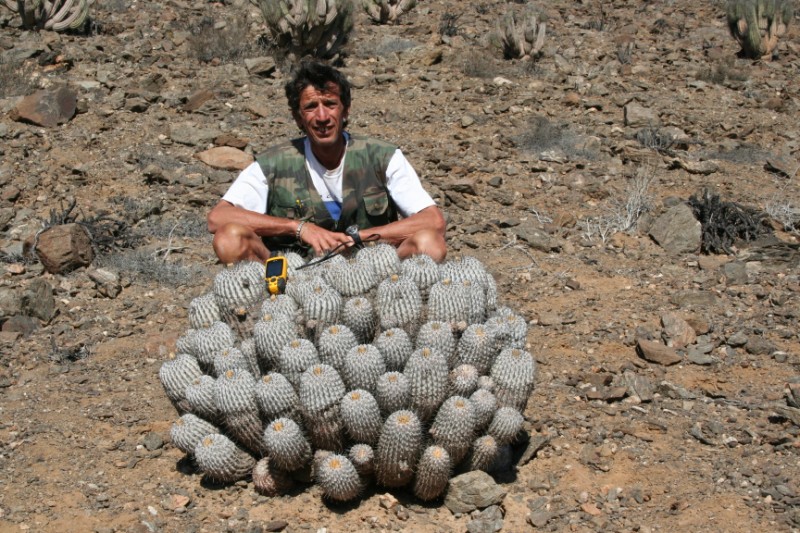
[161,248,535,502]
[362,0,417,24]
[726,0,793,59]
[256,0,354,60]
[498,6,547,60]
[2,0,90,31]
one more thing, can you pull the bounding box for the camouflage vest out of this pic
[257,134,399,253]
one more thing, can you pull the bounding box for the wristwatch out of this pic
[345,224,363,249]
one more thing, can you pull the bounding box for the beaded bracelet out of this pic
[295,221,307,241]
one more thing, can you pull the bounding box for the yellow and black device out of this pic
[264,256,288,295]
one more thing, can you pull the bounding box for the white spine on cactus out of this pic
[376,274,422,332]
[188,292,221,330]
[375,410,422,488]
[405,347,449,422]
[449,364,479,398]
[342,344,386,393]
[255,372,300,422]
[316,454,363,502]
[252,457,294,496]
[487,406,524,445]
[468,435,499,472]
[193,321,236,368]
[215,369,266,454]
[429,395,476,465]
[412,445,451,501]
[170,413,219,455]
[374,327,413,371]
[194,433,256,483]
[401,253,440,299]
[490,347,535,412]
[348,443,375,477]
[342,296,377,344]
[262,417,312,471]
[159,352,203,410]
[469,388,498,432]
[340,389,383,445]
[327,257,379,297]
[426,278,469,329]
[185,375,221,424]
[277,338,321,388]
[260,293,299,320]
[457,323,499,374]
[375,371,411,416]
[416,320,456,368]
[253,313,298,371]
[356,242,400,279]
[317,324,358,372]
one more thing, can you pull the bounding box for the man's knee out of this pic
[212,223,268,264]
[399,229,447,263]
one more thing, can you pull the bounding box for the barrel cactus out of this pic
[362,0,417,24]
[468,435,499,472]
[412,445,451,501]
[3,0,90,31]
[375,371,410,416]
[257,0,354,60]
[216,369,267,454]
[317,324,358,371]
[342,344,386,393]
[375,410,422,487]
[727,0,793,58]
[429,395,475,465]
[252,457,295,496]
[262,417,312,471]
[170,414,219,456]
[340,389,383,445]
[356,242,401,279]
[255,372,301,422]
[498,6,547,60]
[343,296,376,345]
[195,433,256,483]
[487,406,524,445]
[315,454,362,502]
[159,352,203,413]
[405,347,449,422]
[189,292,221,330]
[376,274,422,333]
[186,375,221,424]
[349,443,374,477]
[490,347,535,412]
[373,327,413,371]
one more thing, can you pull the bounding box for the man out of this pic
[207,61,447,264]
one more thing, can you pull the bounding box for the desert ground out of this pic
[0,0,799,531]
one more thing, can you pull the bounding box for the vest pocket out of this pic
[362,189,389,216]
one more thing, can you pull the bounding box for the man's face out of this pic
[293,83,349,149]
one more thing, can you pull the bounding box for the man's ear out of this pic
[292,111,304,132]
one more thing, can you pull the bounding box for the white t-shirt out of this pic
[222,135,435,220]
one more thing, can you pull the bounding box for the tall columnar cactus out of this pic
[159,352,203,413]
[376,274,423,333]
[357,242,401,279]
[252,457,295,496]
[498,6,547,60]
[490,347,535,412]
[317,324,358,371]
[257,0,354,60]
[487,406,524,445]
[3,0,90,31]
[401,254,440,300]
[342,344,386,393]
[170,414,219,456]
[468,435,499,472]
[216,369,266,454]
[255,372,301,422]
[405,347,449,422]
[375,371,410,416]
[340,389,383,445]
[262,417,312,471]
[253,313,298,371]
[194,434,256,483]
[373,327,413,371]
[185,375,221,424]
[416,320,456,367]
[189,292,221,330]
[349,443,375,477]
[362,0,417,24]
[457,323,499,374]
[412,445,451,501]
[343,296,377,344]
[727,0,794,58]
[316,454,363,502]
[375,410,422,488]
[429,396,475,465]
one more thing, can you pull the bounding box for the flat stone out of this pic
[264,520,288,532]
[169,123,222,146]
[660,311,696,349]
[514,224,561,253]
[9,87,77,128]
[183,89,214,112]
[0,287,22,318]
[244,56,276,77]
[670,290,718,308]
[636,338,682,366]
[624,102,660,128]
[466,505,504,533]
[21,279,56,322]
[194,146,253,170]
[445,471,507,514]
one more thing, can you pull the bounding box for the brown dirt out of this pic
[1,1,799,532]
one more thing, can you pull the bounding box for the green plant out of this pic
[726,0,794,58]
[2,0,90,31]
[363,0,416,24]
[257,0,354,60]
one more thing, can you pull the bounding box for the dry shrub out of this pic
[187,15,268,63]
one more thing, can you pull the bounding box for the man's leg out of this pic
[212,223,271,264]
[396,229,447,263]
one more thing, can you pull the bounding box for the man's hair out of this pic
[285,61,352,115]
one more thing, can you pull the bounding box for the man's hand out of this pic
[298,222,352,257]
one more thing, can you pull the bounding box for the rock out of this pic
[445,471,507,514]
[745,336,776,355]
[670,291,718,308]
[1,315,39,335]
[449,179,479,195]
[623,371,654,401]
[624,102,660,128]
[660,312,696,349]
[88,268,122,298]
[21,279,57,323]
[263,520,288,532]
[722,262,748,285]
[169,123,222,146]
[636,338,682,366]
[142,432,164,451]
[726,331,748,347]
[0,287,22,319]
[649,204,701,254]
[514,224,561,253]
[194,146,254,170]
[669,156,719,175]
[183,90,215,112]
[29,223,94,274]
[244,56,276,77]
[527,510,553,528]
[9,87,77,127]
[466,505,504,533]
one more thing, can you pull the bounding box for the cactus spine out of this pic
[375,410,422,488]
[317,324,358,371]
[5,0,90,31]
[416,320,456,367]
[469,388,498,432]
[262,417,312,471]
[449,364,479,398]
[316,454,363,502]
[376,274,422,333]
[356,242,400,279]
[342,344,386,393]
[215,369,266,454]
[342,296,377,344]
[457,323,499,374]
[185,375,221,424]
[490,347,535,411]
[348,443,375,477]
[468,435,499,472]
[189,292,221,330]
[340,389,383,445]
[374,327,413,371]
[277,338,320,388]
[405,347,449,422]
[252,457,295,496]
[412,445,451,501]
[170,414,219,456]
[255,372,301,422]
[253,313,299,371]
[194,434,256,483]
[429,396,475,465]
[375,371,410,416]
[159,352,203,413]
[487,406,524,445]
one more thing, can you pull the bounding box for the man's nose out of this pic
[314,106,330,121]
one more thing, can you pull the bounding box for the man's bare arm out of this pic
[359,205,446,245]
